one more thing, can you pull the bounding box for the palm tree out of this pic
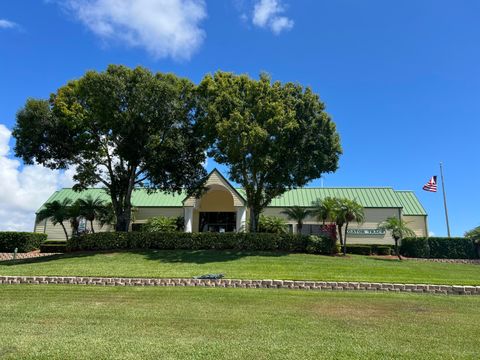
[36,199,72,241]
[281,206,312,234]
[465,225,480,258]
[313,197,337,225]
[77,195,106,233]
[378,217,416,260]
[342,199,364,256]
[68,201,82,236]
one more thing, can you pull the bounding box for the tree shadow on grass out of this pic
[0,249,290,267]
[0,252,98,267]
[141,249,289,264]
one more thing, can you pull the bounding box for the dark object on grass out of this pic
[193,273,225,279]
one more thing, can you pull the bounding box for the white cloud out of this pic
[0,19,18,29]
[428,231,435,237]
[252,0,293,34]
[56,0,207,60]
[0,124,75,232]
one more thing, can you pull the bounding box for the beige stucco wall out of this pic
[134,207,183,223]
[402,215,428,237]
[35,218,113,240]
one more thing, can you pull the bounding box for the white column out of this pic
[184,207,193,233]
[236,206,247,232]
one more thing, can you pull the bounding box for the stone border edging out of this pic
[0,276,479,295]
[406,258,480,264]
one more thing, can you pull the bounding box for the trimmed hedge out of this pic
[67,232,337,254]
[345,244,392,256]
[345,244,372,255]
[400,237,478,259]
[0,232,47,252]
[40,240,67,253]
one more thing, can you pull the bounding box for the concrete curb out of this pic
[0,276,479,295]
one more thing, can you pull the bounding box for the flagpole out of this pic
[439,162,451,237]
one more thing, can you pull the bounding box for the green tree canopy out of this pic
[198,72,341,232]
[14,65,207,232]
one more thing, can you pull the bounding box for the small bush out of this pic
[66,231,336,254]
[0,232,47,252]
[258,216,288,234]
[345,245,372,255]
[400,237,478,259]
[306,235,339,255]
[142,216,179,233]
[373,245,393,256]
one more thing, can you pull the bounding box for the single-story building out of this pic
[34,169,428,244]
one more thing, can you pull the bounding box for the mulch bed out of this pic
[0,251,60,262]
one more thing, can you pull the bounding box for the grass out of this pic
[1,250,479,285]
[0,285,478,359]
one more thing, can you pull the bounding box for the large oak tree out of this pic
[198,72,342,232]
[14,65,207,232]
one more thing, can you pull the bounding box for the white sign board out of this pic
[346,228,386,236]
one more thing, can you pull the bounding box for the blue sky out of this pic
[0,0,479,235]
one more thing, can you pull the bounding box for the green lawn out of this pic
[0,285,478,359]
[1,250,479,285]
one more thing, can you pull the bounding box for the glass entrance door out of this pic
[199,212,236,232]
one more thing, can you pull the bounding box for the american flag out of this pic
[423,176,437,192]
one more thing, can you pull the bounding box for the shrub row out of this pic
[0,232,47,253]
[67,232,338,254]
[400,237,478,259]
[39,240,67,253]
[345,244,393,256]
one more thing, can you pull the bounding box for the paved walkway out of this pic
[0,275,478,295]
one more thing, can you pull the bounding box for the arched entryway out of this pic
[197,185,236,232]
[183,168,247,233]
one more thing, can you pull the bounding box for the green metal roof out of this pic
[38,188,187,212]
[238,187,404,208]
[394,191,427,216]
[38,186,426,216]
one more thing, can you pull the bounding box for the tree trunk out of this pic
[249,206,259,233]
[115,208,131,232]
[297,222,302,234]
[395,238,402,260]
[90,220,95,233]
[60,222,69,241]
[343,223,348,256]
[337,224,344,248]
